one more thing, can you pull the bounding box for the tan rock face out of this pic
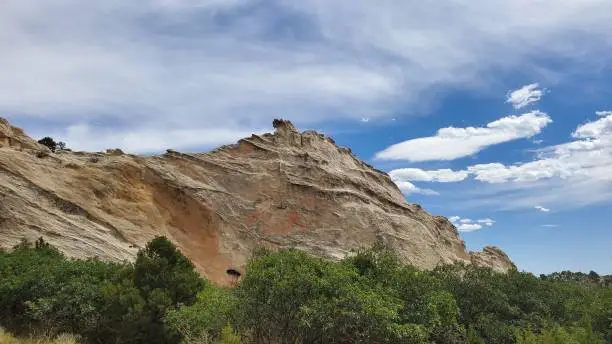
[0,118,515,284]
[0,118,49,151]
[470,246,516,273]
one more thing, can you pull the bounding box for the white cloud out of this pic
[448,216,461,223]
[3,0,612,152]
[456,223,483,232]
[466,111,612,184]
[389,168,469,182]
[534,205,550,212]
[506,83,545,109]
[375,111,552,162]
[394,181,439,196]
[49,123,261,153]
[477,218,495,226]
[542,224,559,228]
[448,216,494,232]
[387,111,612,210]
[360,117,370,123]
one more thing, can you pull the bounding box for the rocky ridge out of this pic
[0,118,515,284]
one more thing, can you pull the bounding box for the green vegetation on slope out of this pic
[0,328,77,344]
[1,238,610,344]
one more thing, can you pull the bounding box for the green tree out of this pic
[37,137,58,152]
[134,236,206,344]
[165,283,238,342]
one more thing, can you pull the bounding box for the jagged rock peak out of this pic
[272,118,298,133]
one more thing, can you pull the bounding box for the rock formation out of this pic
[0,118,515,284]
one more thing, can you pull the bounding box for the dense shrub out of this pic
[37,137,57,152]
[0,237,204,344]
[0,238,610,344]
[36,137,66,152]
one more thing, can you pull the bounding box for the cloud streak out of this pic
[376,111,552,162]
[389,168,469,183]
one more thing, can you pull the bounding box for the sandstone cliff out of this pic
[0,118,515,283]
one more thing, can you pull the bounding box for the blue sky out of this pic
[1,0,611,274]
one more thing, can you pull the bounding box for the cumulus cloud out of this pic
[448,216,495,232]
[376,111,552,162]
[506,83,545,109]
[534,205,550,212]
[467,111,612,184]
[393,181,439,196]
[395,111,612,186]
[3,0,612,152]
[387,111,612,209]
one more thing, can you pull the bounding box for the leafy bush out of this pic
[1,238,610,344]
[0,236,204,344]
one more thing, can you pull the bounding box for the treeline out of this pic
[1,238,610,344]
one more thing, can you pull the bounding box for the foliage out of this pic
[0,328,78,344]
[1,238,610,344]
[219,324,241,344]
[515,325,605,344]
[0,236,204,344]
[37,137,57,152]
[133,236,206,344]
[165,283,238,342]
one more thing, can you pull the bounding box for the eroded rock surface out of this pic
[0,118,515,283]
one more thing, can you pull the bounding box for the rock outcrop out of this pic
[470,246,516,272]
[0,118,515,284]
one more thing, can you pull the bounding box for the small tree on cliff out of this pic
[38,137,57,152]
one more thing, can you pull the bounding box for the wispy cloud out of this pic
[534,205,551,212]
[394,181,439,196]
[376,111,551,162]
[2,1,612,152]
[506,83,545,109]
[542,224,559,228]
[389,168,469,183]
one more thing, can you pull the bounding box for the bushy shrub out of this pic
[37,137,57,152]
[1,238,610,344]
[0,236,204,344]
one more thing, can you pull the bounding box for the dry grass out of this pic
[0,329,78,344]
